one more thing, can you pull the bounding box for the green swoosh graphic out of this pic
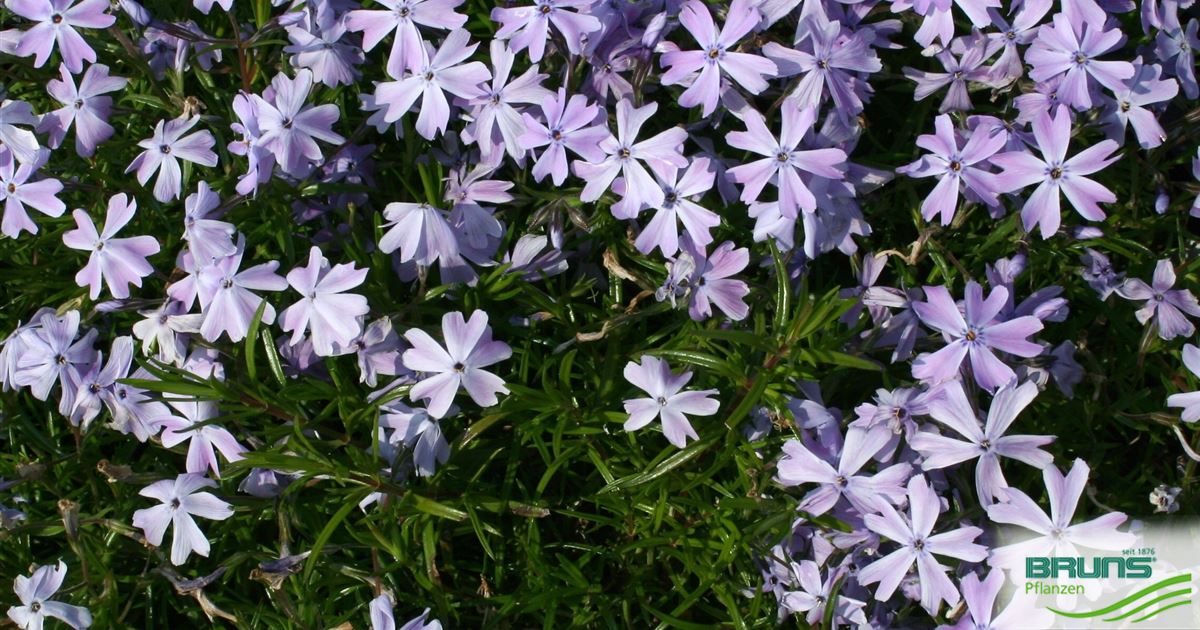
[1047,573,1192,618]
[1101,588,1190,622]
[1132,599,1193,623]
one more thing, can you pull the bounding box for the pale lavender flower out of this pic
[6,561,92,629]
[380,402,449,477]
[986,458,1135,570]
[378,202,464,271]
[183,182,237,265]
[939,569,1053,629]
[984,0,1053,86]
[519,88,608,185]
[1154,11,1198,99]
[159,399,246,478]
[912,282,1044,392]
[858,474,987,615]
[776,425,911,516]
[464,41,551,161]
[635,158,718,257]
[252,69,345,176]
[992,106,1119,239]
[69,335,132,428]
[369,594,441,630]
[0,146,65,238]
[659,0,776,117]
[284,8,363,87]
[622,355,719,448]
[574,99,688,219]
[683,238,750,322]
[131,300,200,367]
[762,18,881,119]
[780,562,866,627]
[863,286,926,363]
[280,246,370,357]
[0,99,42,164]
[228,92,275,196]
[126,116,218,202]
[12,310,97,411]
[1149,484,1181,514]
[503,234,568,281]
[1079,248,1123,299]
[1115,259,1200,340]
[726,106,847,219]
[911,380,1054,505]
[38,63,126,156]
[890,0,998,48]
[903,37,992,113]
[1100,58,1178,149]
[193,0,232,13]
[131,473,234,566]
[402,310,512,418]
[62,193,160,300]
[346,0,467,78]
[492,0,601,62]
[196,237,288,343]
[1025,13,1134,110]
[896,114,1005,225]
[373,30,490,140]
[335,317,408,387]
[8,0,115,73]
[1166,344,1200,422]
[853,387,931,439]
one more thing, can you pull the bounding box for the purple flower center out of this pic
[707,47,722,60]
[159,314,169,324]
[664,191,678,205]
[1073,52,1087,65]
[1005,30,1016,40]
[1120,100,1131,112]
[1154,293,1164,302]
[775,151,789,163]
[5,183,15,194]
[118,388,128,399]
[283,119,294,129]
[1049,166,1063,179]
[834,475,847,487]
[160,144,172,154]
[89,382,101,393]
[395,6,411,17]
[949,160,962,172]
[912,538,925,551]
[550,128,563,141]
[424,71,435,81]
[979,438,992,451]
[539,3,552,14]
[56,354,68,365]
[171,498,181,509]
[965,329,978,342]
[52,13,63,24]
[817,59,829,70]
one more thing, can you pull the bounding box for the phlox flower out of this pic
[1154,12,1198,99]
[126,116,218,203]
[346,0,467,77]
[903,36,992,113]
[574,99,688,219]
[1025,13,1134,110]
[635,158,718,257]
[369,594,441,630]
[984,0,1053,86]
[68,335,131,428]
[131,301,200,367]
[8,0,115,73]
[659,0,776,117]
[896,114,1005,225]
[11,310,97,413]
[374,30,491,141]
[0,99,42,164]
[1078,248,1123,299]
[284,6,364,88]
[763,18,881,119]
[621,355,719,448]
[228,92,276,196]
[378,202,468,275]
[890,0,998,48]
[193,0,232,14]
[1166,344,1200,422]
[491,0,601,62]
[196,237,288,343]
[726,106,847,219]
[280,246,370,357]
[911,281,1044,392]
[938,569,1053,630]
[380,402,449,477]
[780,562,866,627]
[159,398,247,478]
[464,41,552,161]
[776,425,912,516]
[911,380,1054,505]
[402,310,512,418]
[62,193,160,300]
[986,458,1135,570]
[252,69,345,177]
[1100,58,1178,149]
[38,62,126,157]
[182,181,237,265]
[992,106,1119,239]
[519,89,608,185]
[6,561,92,629]
[858,474,988,615]
[335,317,408,387]
[131,473,233,566]
[0,146,65,238]
[1115,259,1200,340]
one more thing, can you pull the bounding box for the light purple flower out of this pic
[912,281,1044,392]
[622,355,719,448]
[69,335,132,428]
[369,594,441,630]
[1115,259,1200,340]
[659,0,776,117]
[939,569,1052,630]
[12,310,97,411]
[38,62,126,156]
[635,158,719,257]
[193,0,232,13]
[574,99,688,219]
[402,310,512,418]
[159,398,247,478]
[284,7,363,88]
[911,380,1054,505]
[346,0,467,78]
[1155,12,1198,99]
[1079,248,1123,299]
[776,425,911,516]
[6,561,92,629]
[519,89,608,185]
[986,458,1135,570]
[253,69,345,177]
[228,92,275,196]
[992,106,1119,239]
[0,99,42,164]
[465,41,551,161]
[380,402,449,477]
[373,29,491,140]
[131,300,200,367]
[780,562,866,627]
[196,237,288,343]
[378,202,465,273]
[126,116,219,203]
[903,36,992,113]
[182,181,237,265]
[1167,344,1200,422]
[491,0,601,62]
[1025,13,1134,110]
[984,0,1053,86]
[280,246,370,357]
[684,238,750,322]
[1100,58,1178,149]
[62,193,160,300]
[334,317,408,387]
[0,146,65,238]
[726,106,847,219]
[897,114,1005,225]
[131,473,233,566]
[891,0,998,48]
[858,474,987,615]
[8,0,115,73]
[763,18,881,119]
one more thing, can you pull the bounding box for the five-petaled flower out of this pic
[131,473,234,566]
[402,310,512,419]
[621,355,719,448]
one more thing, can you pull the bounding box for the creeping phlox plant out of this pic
[0,0,1198,627]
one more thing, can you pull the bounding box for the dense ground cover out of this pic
[1,0,1199,627]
